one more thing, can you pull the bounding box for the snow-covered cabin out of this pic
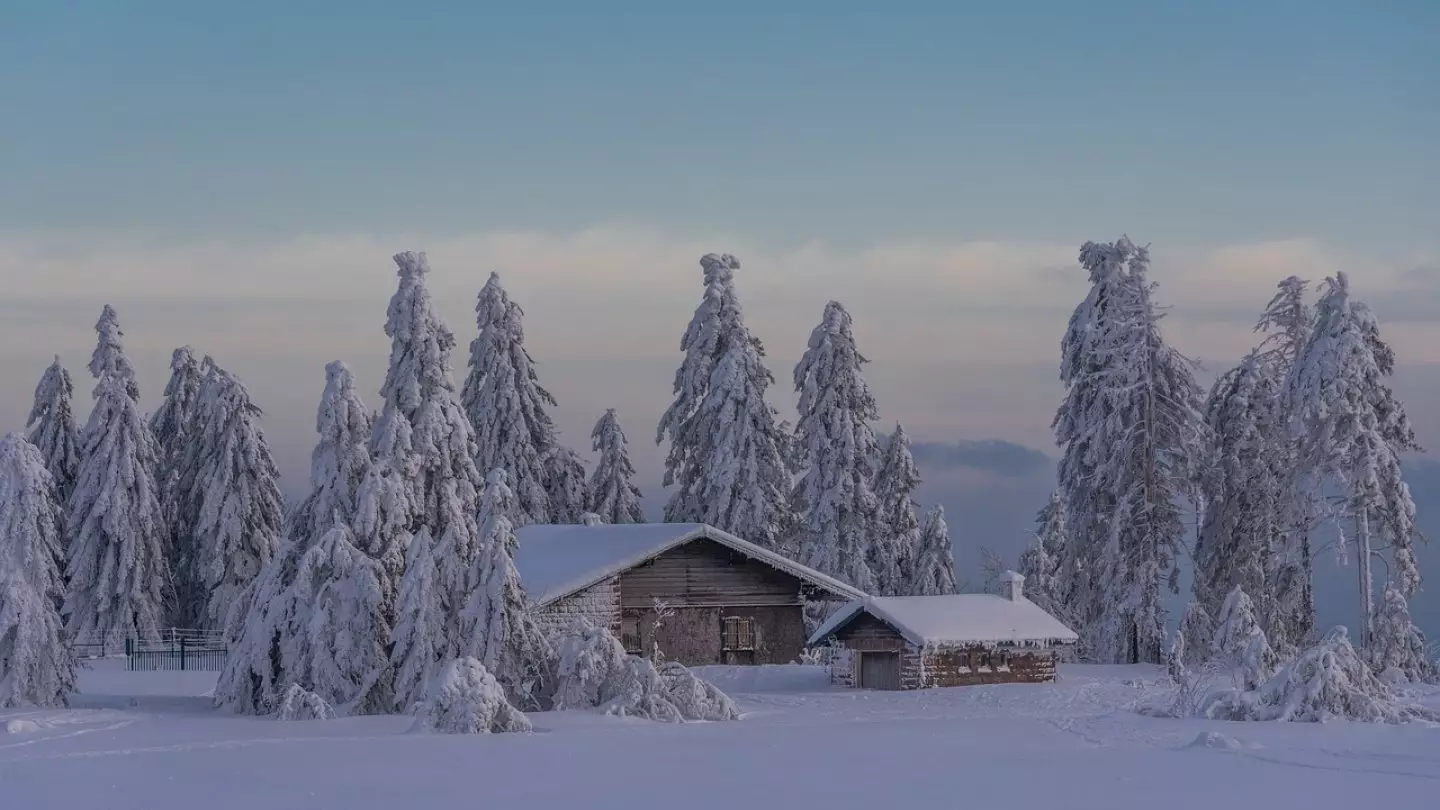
[808,572,1078,690]
[515,520,865,666]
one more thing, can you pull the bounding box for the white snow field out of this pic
[3,661,1437,810]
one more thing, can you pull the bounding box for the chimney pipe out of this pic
[999,570,1026,602]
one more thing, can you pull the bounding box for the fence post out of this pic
[180,636,188,671]
[124,637,132,671]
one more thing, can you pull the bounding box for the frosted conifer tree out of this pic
[370,251,482,590]
[543,445,589,524]
[67,379,167,643]
[391,527,445,711]
[1193,352,1286,643]
[149,347,206,623]
[213,539,308,715]
[872,424,922,596]
[656,253,792,549]
[1211,586,1278,691]
[1368,585,1438,685]
[1053,238,1205,664]
[461,469,551,705]
[587,409,644,524]
[1283,272,1421,647]
[791,301,881,592]
[183,367,283,631]
[296,519,390,713]
[1019,491,1068,620]
[89,305,140,402]
[289,362,374,551]
[1174,600,1215,670]
[462,272,556,525]
[24,357,81,507]
[0,434,75,708]
[909,505,956,596]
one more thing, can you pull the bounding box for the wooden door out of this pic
[858,651,901,690]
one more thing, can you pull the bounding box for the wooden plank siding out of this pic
[618,538,805,609]
[829,611,1063,689]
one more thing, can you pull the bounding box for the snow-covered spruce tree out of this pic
[1052,237,1205,664]
[370,251,482,599]
[462,272,556,525]
[1192,351,1287,644]
[213,538,308,715]
[1210,586,1278,691]
[587,409,645,524]
[1369,585,1439,685]
[460,469,552,706]
[790,301,882,591]
[295,519,390,714]
[909,505,956,596]
[288,361,374,551]
[0,433,76,708]
[543,445,589,524]
[148,346,206,624]
[1174,600,1215,670]
[1255,276,1318,646]
[183,367,283,631]
[24,357,81,508]
[1283,272,1422,647]
[1018,491,1068,620]
[872,424,922,596]
[656,253,792,550]
[391,527,445,711]
[89,304,140,403]
[66,313,168,645]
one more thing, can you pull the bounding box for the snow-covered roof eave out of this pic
[529,523,867,608]
[806,596,1081,648]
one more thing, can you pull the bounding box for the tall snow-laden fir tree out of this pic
[1192,351,1287,645]
[1018,491,1068,621]
[872,424,922,596]
[909,505,956,596]
[370,251,482,594]
[390,526,445,711]
[543,445,589,524]
[791,301,881,591]
[148,346,206,625]
[587,409,644,524]
[1052,237,1205,664]
[462,272,556,525]
[24,357,81,508]
[1283,272,1422,647]
[89,304,140,403]
[183,367,284,631]
[0,433,76,708]
[460,469,551,706]
[294,519,390,714]
[67,308,167,644]
[289,362,374,551]
[656,253,792,550]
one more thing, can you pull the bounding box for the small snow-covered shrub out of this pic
[412,657,532,734]
[659,662,740,721]
[549,621,739,723]
[1202,626,1440,724]
[1369,586,1439,685]
[1210,587,1277,691]
[552,620,629,711]
[276,685,335,721]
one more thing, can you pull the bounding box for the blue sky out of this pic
[3,2,1436,248]
[2,3,1438,632]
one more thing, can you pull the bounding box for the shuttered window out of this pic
[620,616,642,654]
[721,617,756,651]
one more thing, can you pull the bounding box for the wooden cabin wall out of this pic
[830,612,1065,688]
[533,576,620,636]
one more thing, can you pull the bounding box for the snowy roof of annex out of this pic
[807,594,1080,648]
[514,522,867,607]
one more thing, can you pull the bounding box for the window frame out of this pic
[721,616,757,651]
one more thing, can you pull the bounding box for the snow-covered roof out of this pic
[514,522,867,607]
[807,594,1079,648]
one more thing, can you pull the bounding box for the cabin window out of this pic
[620,616,642,654]
[722,617,756,651]
[978,652,992,670]
[997,651,1011,670]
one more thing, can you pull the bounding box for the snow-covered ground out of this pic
[3,661,1438,809]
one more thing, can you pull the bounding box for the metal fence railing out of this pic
[69,628,229,672]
